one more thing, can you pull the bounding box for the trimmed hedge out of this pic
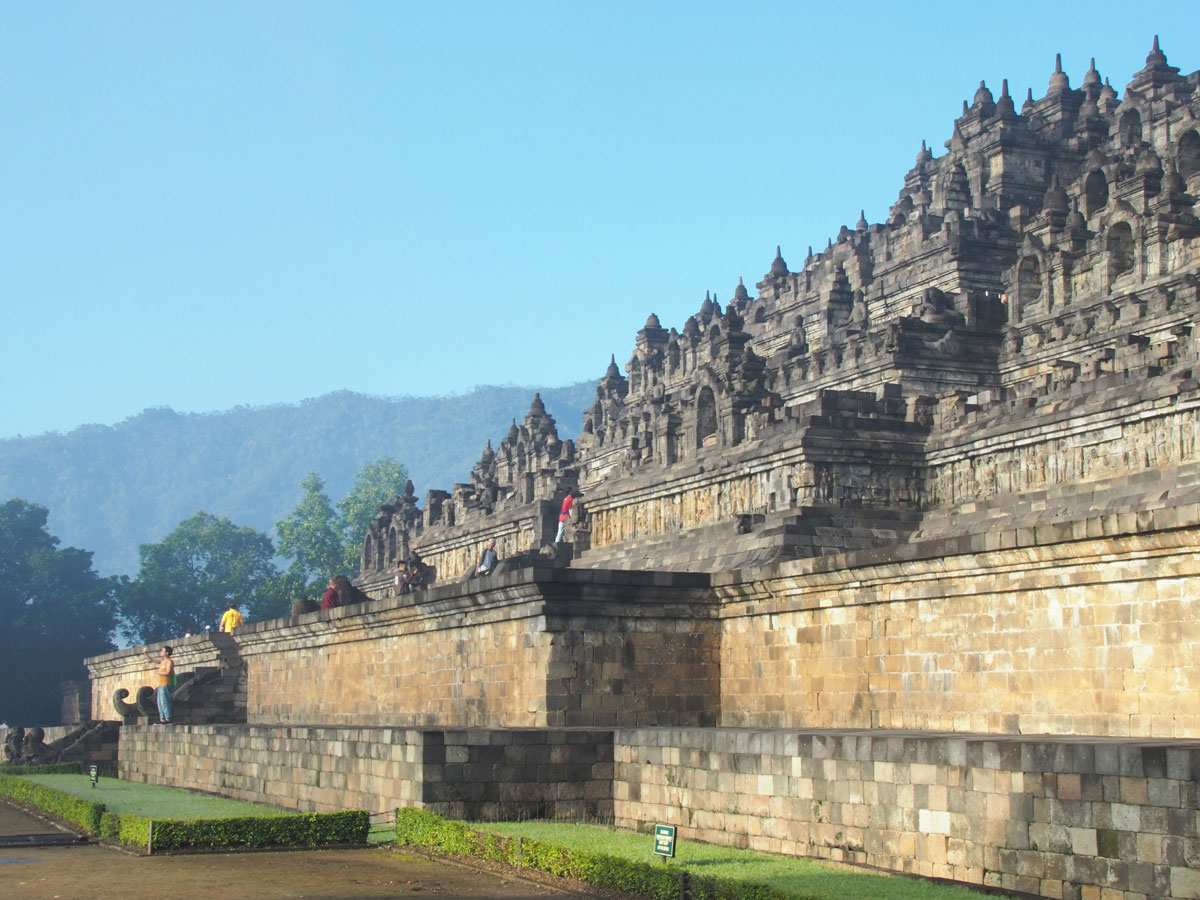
[0,772,105,835]
[101,809,152,848]
[102,809,370,852]
[1,770,367,854]
[0,762,83,776]
[393,808,802,900]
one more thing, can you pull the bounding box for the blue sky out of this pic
[2,1,1196,439]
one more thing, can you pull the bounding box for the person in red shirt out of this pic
[320,578,341,610]
[555,489,579,542]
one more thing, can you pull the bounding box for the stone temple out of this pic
[83,40,1200,900]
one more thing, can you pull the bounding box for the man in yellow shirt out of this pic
[219,604,244,633]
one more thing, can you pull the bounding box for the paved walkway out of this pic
[0,801,83,847]
[0,802,584,900]
[0,802,60,837]
[0,844,581,900]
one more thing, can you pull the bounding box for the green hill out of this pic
[0,382,596,576]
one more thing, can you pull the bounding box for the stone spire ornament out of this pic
[770,246,788,277]
[1047,53,1071,94]
[996,79,1016,117]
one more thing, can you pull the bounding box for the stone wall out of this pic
[922,376,1200,514]
[114,721,1200,900]
[612,727,1200,900]
[717,509,1200,738]
[97,512,1200,900]
[360,504,553,599]
[90,568,717,730]
[584,397,925,553]
[87,633,246,725]
[119,724,614,822]
[59,681,89,726]
[90,508,1200,738]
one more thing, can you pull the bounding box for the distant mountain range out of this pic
[0,382,596,576]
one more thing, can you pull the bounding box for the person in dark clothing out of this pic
[394,561,412,596]
[334,574,371,605]
[407,555,431,589]
[290,596,317,616]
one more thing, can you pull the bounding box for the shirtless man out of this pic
[141,645,175,724]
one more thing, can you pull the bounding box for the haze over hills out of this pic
[0,382,596,576]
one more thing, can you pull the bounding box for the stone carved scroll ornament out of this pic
[111,686,158,720]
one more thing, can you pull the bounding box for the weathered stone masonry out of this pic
[90,41,1200,900]
[715,513,1200,738]
[90,569,718,730]
[351,40,1200,581]
[613,729,1200,900]
[120,725,616,823]
[117,724,1200,900]
[102,502,1200,900]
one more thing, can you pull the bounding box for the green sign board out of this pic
[89,765,99,787]
[653,823,676,858]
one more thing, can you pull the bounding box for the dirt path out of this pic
[0,803,590,900]
[0,843,589,900]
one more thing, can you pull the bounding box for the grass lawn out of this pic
[23,774,289,820]
[368,823,395,844]
[474,822,992,900]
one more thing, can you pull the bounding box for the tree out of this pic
[275,473,343,588]
[118,511,283,643]
[246,570,307,624]
[337,457,410,573]
[0,498,117,725]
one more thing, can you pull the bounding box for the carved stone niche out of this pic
[696,386,719,449]
[452,482,475,511]
[424,490,450,527]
